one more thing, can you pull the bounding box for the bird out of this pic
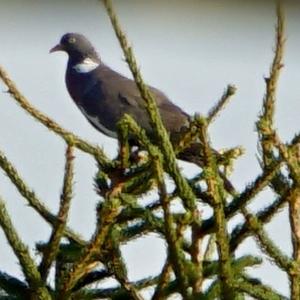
[49,33,213,168]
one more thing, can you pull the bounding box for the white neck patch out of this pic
[73,58,99,73]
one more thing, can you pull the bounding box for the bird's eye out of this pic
[68,37,76,44]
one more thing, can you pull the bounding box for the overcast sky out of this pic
[0,0,299,297]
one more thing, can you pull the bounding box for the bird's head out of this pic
[50,33,100,63]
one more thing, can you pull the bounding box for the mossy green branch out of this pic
[0,149,84,245]
[287,187,300,299]
[207,84,236,124]
[255,4,300,298]
[39,145,75,280]
[58,196,121,297]
[241,207,293,271]
[272,135,300,298]
[197,117,234,298]
[0,65,111,169]
[274,134,300,184]
[119,114,192,297]
[232,277,288,300]
[108,228,143,300]
[194,148,290,241]
[152,262,172,300]
[153,156,191,299]
[257,3,285,167]
[0,197,51,299]
[73,275,160,299]
[230,191,287,252]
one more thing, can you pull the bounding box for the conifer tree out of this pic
[0,1,298,299]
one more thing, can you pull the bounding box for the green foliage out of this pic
[0,1,298,299]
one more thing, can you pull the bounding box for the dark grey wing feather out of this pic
[76,63,189,139]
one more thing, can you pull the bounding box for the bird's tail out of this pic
[177,142,236,195]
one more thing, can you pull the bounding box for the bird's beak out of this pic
[49,43,64,53]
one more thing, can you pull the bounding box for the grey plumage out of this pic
[67,62,188,141]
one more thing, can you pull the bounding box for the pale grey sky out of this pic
[0,0,299,297]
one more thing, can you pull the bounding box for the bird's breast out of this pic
[65,69,89,104]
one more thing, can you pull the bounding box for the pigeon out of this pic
[50,33,210,167]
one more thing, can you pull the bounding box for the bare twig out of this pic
[207,85,236,124]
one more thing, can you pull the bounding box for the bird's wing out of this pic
[99,65,189,132]
[80,64,189,138]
